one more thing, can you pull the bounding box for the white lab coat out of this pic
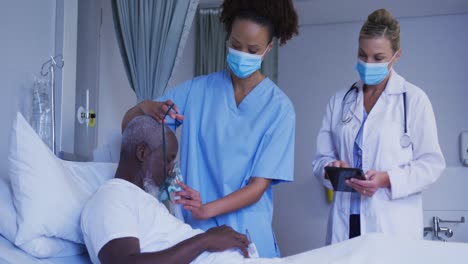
[312,70,445,244]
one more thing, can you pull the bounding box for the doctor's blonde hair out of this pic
[360,9,400,52]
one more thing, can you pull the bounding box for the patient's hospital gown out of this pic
[157,70,295,257]
[81,179,245,264]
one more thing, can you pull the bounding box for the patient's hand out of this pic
[204,225,249,257]
[175,181,209,220]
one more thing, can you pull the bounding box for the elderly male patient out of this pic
[81,115,250,264]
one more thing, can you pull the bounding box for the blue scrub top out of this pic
[157,70,295,257]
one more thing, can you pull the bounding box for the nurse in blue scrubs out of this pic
[122,0,299,258]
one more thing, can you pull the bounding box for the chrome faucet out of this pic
[423,216,464,242]
[438,227,454,238]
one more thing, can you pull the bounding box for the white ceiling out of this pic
[198,0,468,25]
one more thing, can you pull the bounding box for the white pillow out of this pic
[0,178,18,243]
[0,177,84,258]
[9,113,117,248]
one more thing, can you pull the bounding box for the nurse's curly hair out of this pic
[220,0,299,46]
[360,9,400,52]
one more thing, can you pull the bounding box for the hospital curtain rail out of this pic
[195,7,279,83]
[112,0,199,101]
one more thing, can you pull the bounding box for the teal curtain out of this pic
[195,7,278,83]
[196,8,226,76]
[112,0,199,101]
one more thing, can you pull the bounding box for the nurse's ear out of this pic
[262,40,274,60]
[267,41,274,52]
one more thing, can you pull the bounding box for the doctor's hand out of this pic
[346,170,390,197]
[174,181,210,220]
[325,160,350,179]
[138,99,185,124]
[328,160,350,168]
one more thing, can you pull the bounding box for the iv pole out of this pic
[40,55,64,155]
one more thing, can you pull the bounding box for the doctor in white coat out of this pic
[312,9,445,244]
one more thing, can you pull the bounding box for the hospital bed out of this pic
[1,232,468,264]
[0,235,91,264]
[2,113,468,264]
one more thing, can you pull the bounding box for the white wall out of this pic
[73,0,102,160]
[0,0,56,179]
[274,13,468,256]
[97,0,136,147]
[96,0,196,146]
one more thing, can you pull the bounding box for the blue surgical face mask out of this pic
[226,47,267,79]
[356,53,397,85]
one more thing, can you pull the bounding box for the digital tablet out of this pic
[325,167,366,192]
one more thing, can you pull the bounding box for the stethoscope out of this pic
[341,83,412,148]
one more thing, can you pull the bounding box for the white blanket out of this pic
[283,233,468,264]
[2,232,468,264]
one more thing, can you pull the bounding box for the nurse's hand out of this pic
[174,181,209,220]
[138,99,185,124]
[325,160,350,179]
[346,170,391,197]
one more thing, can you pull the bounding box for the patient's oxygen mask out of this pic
[167,161,183,195]
[159,161,184,222]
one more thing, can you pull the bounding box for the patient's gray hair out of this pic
[121,115,164,155]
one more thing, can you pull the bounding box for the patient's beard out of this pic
[142,173,160,200]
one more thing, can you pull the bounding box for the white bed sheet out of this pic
[283,233,468,264]
[0,235,91,264]
[2,233,468,264]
